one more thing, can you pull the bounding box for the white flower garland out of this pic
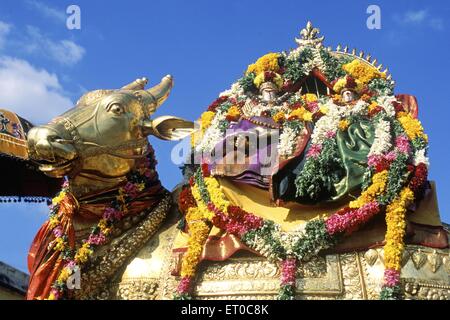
[414,149,430,167]
[376,96,397,117]
[278,126,299,157]
[368,119,392,157]
[311,98,368,145]
[195,93,429,176]
[220,82,244,97]
[196,110,227,153]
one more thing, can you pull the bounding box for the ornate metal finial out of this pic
[295,21,325,48]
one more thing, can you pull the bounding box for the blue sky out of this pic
[0,0,449,272]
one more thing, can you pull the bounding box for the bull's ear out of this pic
[142,116,195,140]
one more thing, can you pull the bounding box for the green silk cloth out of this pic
[332,119,375,201]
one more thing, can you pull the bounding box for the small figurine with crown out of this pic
[332,75,364,104]
[255,71,284,102]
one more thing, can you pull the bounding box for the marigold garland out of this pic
[384,187,414,271]
[179,207,211,279]
[349,170,388,209]
[380,187,414,300]
[246,52,281,75]
[333,76,364,94]
[288,107,313,122]
[303,93,318,103]
[200,111,215,130]
[397,113,428,142]
[338,119,350,131]
[225,105,241,122]
[342,59,386,84]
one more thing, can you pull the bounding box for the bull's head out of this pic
[27,75,194,185]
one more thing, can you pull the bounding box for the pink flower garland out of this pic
[325,130,336,139]
[325,201,380,236]
[306,144,322,159]
[177,276,193,295]
[124,182,140,198]
[207,203,263,237]
[280,258,297,286]
[87,233,107,245]
[383,268,400,287]
[395,135,411,154]
[103,207,124,220]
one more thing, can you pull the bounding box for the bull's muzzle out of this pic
[27,126,78,177]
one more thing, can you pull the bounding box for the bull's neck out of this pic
[69,174,128,199]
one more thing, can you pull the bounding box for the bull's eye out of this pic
[109,103,124,115]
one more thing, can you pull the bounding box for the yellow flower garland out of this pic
[49,215,60,229]
[57,267,71,283]
[289,107,313,122]
[179,168,414,298]
[179,180,224,278]
[204,177,230,213]
[397,113,428,142]
[98,218,112,236]
[319,105,329,115]
[332,77,364,94]
[273,111,286,123]
[338,119,350,131]
[303,93,318,102]
[180,207,211,277]
[53,237,66,252]
[368,101,379,112]
[190,183,214,221]
[342,59,386,84]
[200,111,215,130]
[384,187,414,271]
[349,170,388,209]
[74,243,93,264]
[226,106,241,119]
[52,191,66,206]
[246,53,280,75]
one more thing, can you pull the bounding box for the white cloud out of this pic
[0,21,11,49]
[0,56,73,124]
[0,21,85,66]
[430,18,444,31]
[25,0,66,23]
[403,10,428,23]
[395,9,444,31]
[25,26,85,65]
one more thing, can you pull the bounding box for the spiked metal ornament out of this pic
[295,21,325,48]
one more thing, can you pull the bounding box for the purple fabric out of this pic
[209,116,279,189]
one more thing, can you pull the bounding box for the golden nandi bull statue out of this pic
[25,22,449,300]
[26,75,194,299]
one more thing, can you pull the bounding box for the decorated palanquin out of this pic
[100,22,449,301]
[0,109,60,201]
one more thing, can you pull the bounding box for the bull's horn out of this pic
[121,77,148,90]
[140,75,174,115]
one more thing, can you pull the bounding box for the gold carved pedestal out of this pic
[89,211,449,300]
